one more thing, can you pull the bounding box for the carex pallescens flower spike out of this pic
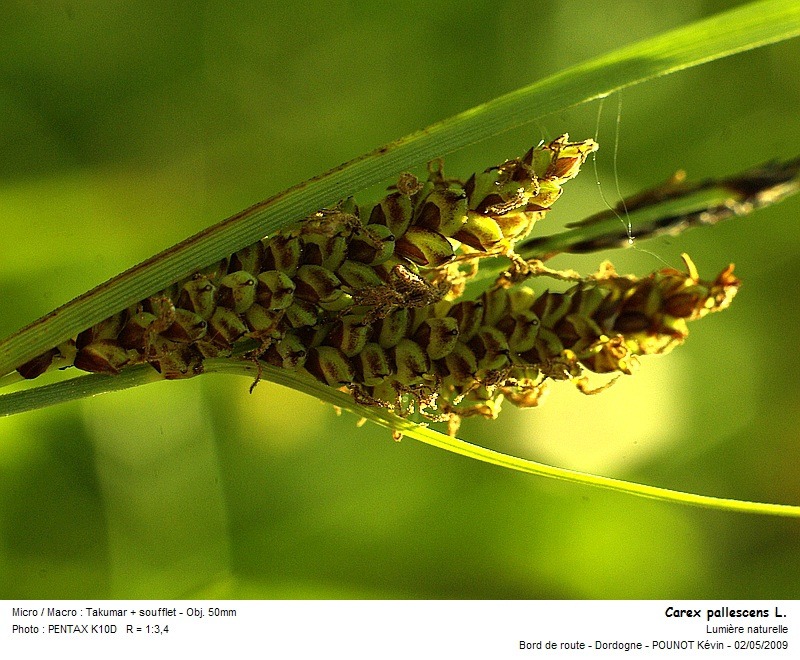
[15,135,598,382]
[12,135,740,434]
[289,254,739,433]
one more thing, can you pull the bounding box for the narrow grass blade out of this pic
[520,155,800,260]
[3,359,797,518]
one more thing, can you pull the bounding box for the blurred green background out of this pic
[1,0,799,599]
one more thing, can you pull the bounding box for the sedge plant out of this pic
[2,0,800,518]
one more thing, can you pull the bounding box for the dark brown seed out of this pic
[161,309,209,343]
[614,312,651,333]
[16,349,58,379]
[74,341,131,375]
[206,308,248,347]
[664,293,701,319]
[229,242,265,275]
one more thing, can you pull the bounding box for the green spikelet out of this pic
[16,135,596,381]
[285,254,738,430]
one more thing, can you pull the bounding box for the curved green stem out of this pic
[3,360,798,518]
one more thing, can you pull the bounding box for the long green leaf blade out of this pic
[3,361,798,517]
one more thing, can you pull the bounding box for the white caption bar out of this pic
[3,600,794,659]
